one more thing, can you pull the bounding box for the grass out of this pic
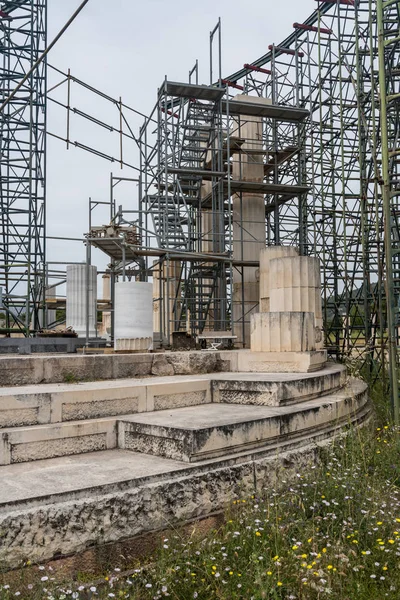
[1,398,400,598]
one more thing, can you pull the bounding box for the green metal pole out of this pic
[376,0,399,423]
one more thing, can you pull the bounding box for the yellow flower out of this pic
[292,545,298,550]
[267,571,272,576]
[352,540,359,544]
[273,555,279,561]
[301,554,307,558]
[383,566,388,571]
[277,582,283,587]
[307,538,312,543]
[212,566,217,570]
[191,573,196,577]
[389,539,395,544]
[255,531,261,537]
[229,571,233,576]
[307,565,312,570]
[377,522,383,525]
[327,565,333,570]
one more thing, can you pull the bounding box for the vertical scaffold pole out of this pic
[377,0,399,423]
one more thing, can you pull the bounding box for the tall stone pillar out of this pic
[232,95,269,346]
[152,260,180,346]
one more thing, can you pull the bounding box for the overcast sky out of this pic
[46,0,316,282]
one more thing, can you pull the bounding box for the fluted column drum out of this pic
[269,256,324,348]
[66,264,97,338]
[115,282,153,351]
[251,311,315,352]
[259,246,298,312]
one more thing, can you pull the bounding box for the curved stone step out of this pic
[121,378,368,462]
[0,365,346,429]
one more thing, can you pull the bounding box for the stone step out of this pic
[212,363,347,406]
[0,417,119,465]
[0,376,212,429]
[0,366,346,429]
[120,378,368,463]
[0,368,357,466]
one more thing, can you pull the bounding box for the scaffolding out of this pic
[1,0,400,413]
[0,0,47,335]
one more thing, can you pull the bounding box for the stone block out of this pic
[146,378,212,412]
[0,418,118,465]
[237,350,327,373]
[269,255,321,291]
[259,246,298,306]
[250,312,315,353]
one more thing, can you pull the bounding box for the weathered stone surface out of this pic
[62,396,140,422]
[213,364,347,406]
[250,312,316,353]
[153,390,207,411]
[120,380,368,462]
[165,353,192,375]
[11,433,108,463]
[0,405,371,570]
[259,245,298,309]
[238,350,327,373]
[0,351,229,387]
[151,355,174,377]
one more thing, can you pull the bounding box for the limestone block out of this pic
[269,255,321,292]
[269,256,323,344]
[115,337,152,352]
[250,312,316,353]
[237,349,328,373]
[259,246,298,306]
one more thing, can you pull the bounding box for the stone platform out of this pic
[0,347,328,388]
[0,361,371,570]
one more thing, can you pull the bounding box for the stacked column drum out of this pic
[251,247,324,353]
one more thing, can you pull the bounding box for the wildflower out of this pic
[277,581,283,586]
[255,531,261,537]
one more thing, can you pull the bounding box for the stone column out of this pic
[152,260,180,346]
[232,95,269,346]
[269,255,324,348]
[251,311,315,352]
[66,264,97,338]
[259,246,298,312]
